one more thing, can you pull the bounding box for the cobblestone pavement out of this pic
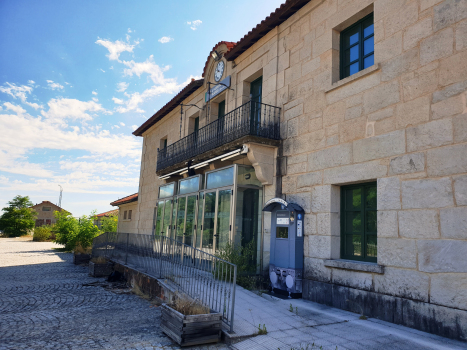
[0,238,230,350]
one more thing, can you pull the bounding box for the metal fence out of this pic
[157,100,281,171]
[92,232,237,332]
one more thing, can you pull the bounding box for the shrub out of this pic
[215,240,258,289]
[0,195,37,237]
[54,210,100,251]
[54,211,79,250]
[33,225,53,242]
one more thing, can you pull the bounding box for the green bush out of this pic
[215,240,258,289]
[0,195,37,237]
[54,210,100,251]
[33,225,53,242]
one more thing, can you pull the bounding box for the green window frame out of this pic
[340,13,374,79]
[341,182,377,262]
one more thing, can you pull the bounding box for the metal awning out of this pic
[262,198,304,212]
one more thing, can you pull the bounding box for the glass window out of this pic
[341,13,374,79]
[206,166,234,189]
[179,176,201,195]
[341,182,377,262]
[237,166,262,187]
[155,201,164,235]
[276,227,288,239]
[159,183,175,198]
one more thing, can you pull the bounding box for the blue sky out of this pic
[0,0,285,217]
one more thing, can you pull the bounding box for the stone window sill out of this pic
[324,259,384,274]
[325,64,380,93]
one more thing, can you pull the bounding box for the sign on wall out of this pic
[205,76,231,102]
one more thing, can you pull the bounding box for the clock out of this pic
[214,61,224,82]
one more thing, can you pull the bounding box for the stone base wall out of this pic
[303,278,467,341]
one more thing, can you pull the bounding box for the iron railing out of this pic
[92,232,237,332]
[157,100,281,171]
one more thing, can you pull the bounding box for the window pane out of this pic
[276,227,288,239]
[176,197,186,242]
[344,26,360,47]
[184,195,196,247]
[161,200,172,237]
[179,176,200,195]
[346,235,362,257]
[155,201,164,235]
[364,37,374,55]
[366,235,377,258]
[364,54,374,68]
[364,23,374,38]
[366,210,377,232]
[346,212,362,233]
[206,167,234,189]
[366,186,377,208]
[349,62,359,76]
[350,45,359,61]
[202,192,216,249]
[196,192,204,248]
[346,188,362,210]
[159,183,175,198]
[216,189,231,250]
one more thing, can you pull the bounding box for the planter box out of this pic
[161,304,222,347]
[73,253,91,265]
[89,261,113,277]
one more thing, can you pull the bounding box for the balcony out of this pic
[157,101,281,173]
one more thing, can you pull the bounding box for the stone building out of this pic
[112,0,467,340]
[31,201,69,226]
[110,193,138,234]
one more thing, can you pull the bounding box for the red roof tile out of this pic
[96,209,119,217]
[224,0,311,61]
[110,193,138,206]
[202,41,236,78]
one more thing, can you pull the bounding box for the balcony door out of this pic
[250,77,263,134]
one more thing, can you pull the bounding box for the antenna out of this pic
[58,185,63,207]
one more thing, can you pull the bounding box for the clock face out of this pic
[214,61,224,82]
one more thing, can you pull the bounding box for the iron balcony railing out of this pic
[92,232,237,332]
[157,100,281,171]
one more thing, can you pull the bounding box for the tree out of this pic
[54,210,79,250]
[0,195,37,237]
[99,213,118,233]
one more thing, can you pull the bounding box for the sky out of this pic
[0,0,285,217]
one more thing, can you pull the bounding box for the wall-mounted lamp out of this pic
[211,50,221,61]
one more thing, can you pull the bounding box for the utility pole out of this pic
[58,185,63,207]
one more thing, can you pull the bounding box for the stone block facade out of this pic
[124,0,467,341]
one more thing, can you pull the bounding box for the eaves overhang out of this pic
[224,0,311,61]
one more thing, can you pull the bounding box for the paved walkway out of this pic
[0,238,228,350]
[229,284,466,350]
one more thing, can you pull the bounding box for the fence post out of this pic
[159,237,163,278]
[230,266,237,333]
[125,232,129,265]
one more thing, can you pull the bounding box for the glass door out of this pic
[250,76,263,135]
[202,191,216,254]
[175,197,186,243]
[216,189,232,251]
[185,195,197,247]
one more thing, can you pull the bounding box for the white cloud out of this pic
[158,36,174,44]
[113,125,120,129]
[92,97,98,102]
[131,125,138,131]
[40,98,109,122]
[46,80,64,90]
[112,97,124,105]
[3,102,26,115]
[127,28,133,33]
[122,55,170,84]
[0,82,42,110]
[119,122,125,126]
[187,20,202,30]
[116,82,129,92]
[28,80,35,85]
[95,37,139,61]
[100,68,106,73]
[92,91,98,95]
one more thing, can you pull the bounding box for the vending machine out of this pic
[263,198,304,298]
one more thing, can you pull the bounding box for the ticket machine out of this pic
[263,198,304,298]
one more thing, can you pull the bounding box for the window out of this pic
[160,137,168,150]
[42,207,51,211]
[340,13,374,79]
[123,211,127,220]
[341,182,377,262]
[128,210,132,220]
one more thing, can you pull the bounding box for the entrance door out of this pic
[184,195,197,247]
[199,188,233,254]
[155,199,173,237]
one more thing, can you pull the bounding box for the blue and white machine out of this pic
[263,198,304,297]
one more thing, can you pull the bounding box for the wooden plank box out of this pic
[161,304,222,347]
[89,261,113,277]
[73,253,91,265]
